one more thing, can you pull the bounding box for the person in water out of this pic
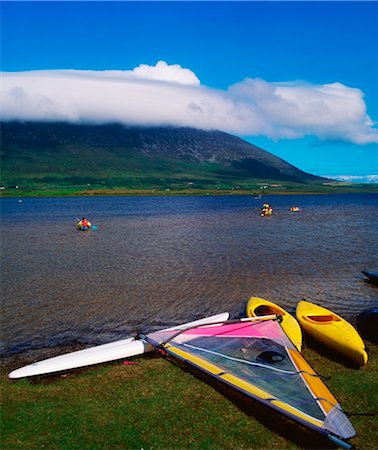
[77,217,92,228]
[260,203,273,216]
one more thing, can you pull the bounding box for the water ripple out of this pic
[1,194,377,357]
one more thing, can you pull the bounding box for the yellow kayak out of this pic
[296,300,368,366]
[246,296,302,351]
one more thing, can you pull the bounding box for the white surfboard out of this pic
[8,312,229,379]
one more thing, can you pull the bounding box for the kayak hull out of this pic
[246,296,302,351]
[296,300,368,366]
[362,269,378,286]
[8,312,230,379]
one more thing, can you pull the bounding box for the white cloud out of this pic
[1,61,377,145]
[228,78,377,144]
[325,174,378,184]
[132,60,200,85]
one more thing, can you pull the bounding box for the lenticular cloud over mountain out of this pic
[1,61,377,145]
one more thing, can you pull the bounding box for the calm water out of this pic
[1,194,377,358]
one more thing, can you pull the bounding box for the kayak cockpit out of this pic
[305,314,341,323]
[255,305,282,316]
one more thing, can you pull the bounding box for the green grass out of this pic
[2,144,378,197]
[1,182,378,198]
[1,341,377,449]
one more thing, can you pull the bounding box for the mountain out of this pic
[0,121,327,194]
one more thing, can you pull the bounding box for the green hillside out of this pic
[1,122,376,196]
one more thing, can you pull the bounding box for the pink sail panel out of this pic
[183,320,285,341]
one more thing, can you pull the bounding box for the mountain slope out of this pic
[1,121,326,192]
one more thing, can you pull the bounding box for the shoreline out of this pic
[1,341,89,372]
[1,185,378,198]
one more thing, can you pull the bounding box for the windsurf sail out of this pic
[145,315,355,444]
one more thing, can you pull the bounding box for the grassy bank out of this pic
[1,183,378,197]
[1,341,377,449]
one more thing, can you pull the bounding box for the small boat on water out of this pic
[356,308,378,343]
[246,296,302,351]
[296,300,368,366]
[76,217,93,231]
[362,268,378,286]
[260,203,273,216]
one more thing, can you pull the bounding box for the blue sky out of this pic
[1,1,377,181]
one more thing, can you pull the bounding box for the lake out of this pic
[1,193,377,359]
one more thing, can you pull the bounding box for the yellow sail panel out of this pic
[221,373,273,399]
[271,400,324,428]
[288,349,337,414]
[168,346,223,375]
[222,372,324,428]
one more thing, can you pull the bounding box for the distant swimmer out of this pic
[260,203,273,217]
[77,217,92,230]
[289,207,300,212]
